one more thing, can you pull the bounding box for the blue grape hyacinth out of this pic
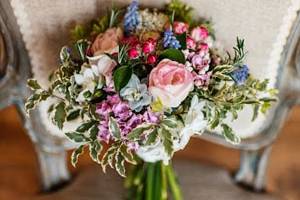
[124,0,140,33]
[231,65,249,85]
[163,29,181,49]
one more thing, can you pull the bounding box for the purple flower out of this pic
[107,94,121,106]
[112,102,132,121]
[97,124,110,143]
[124,0,140,33]
[231,65,249,85]
[127,114,143,129]
[191,53,210,74]
[143,110,160,124]
[126,141,139,151]
[194,72,212,88]
[96,101,111,117]
[163,29,181,49]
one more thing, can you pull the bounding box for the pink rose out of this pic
[90,27,123,56]
[186,36,196,49]
[173,21,189,34]
[149,59,194,108]
[191,26,209,42]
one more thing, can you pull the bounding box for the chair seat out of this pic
[10,0,300,138]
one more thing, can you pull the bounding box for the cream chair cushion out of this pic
[10,0,300,138]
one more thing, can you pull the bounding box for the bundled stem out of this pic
[125,161,182,200]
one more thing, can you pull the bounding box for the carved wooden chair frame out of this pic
[0,0,300,192]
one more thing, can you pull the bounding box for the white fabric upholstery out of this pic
[10,0,300,138]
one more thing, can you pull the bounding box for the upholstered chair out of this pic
[0,0,300,192]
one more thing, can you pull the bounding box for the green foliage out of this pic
[221,124,240,144]
[70,24,89,41]
[75,39,89,61]
[109,117,121,139]
[113,65,133,91]
[159,49,185,64]
[166,0,193,23]
[71,145,85,167]
[54,102,66,129]
[225,37,247,66]
[175,32,187,50]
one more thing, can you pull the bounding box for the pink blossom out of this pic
[149,59,194,108]
[142,38,156,54]
[197,42,209,52]
[191,53,210,74]
[173,21,189,34]
[191,26,209,42]
[194,72,212,88]
[186,36,196,49]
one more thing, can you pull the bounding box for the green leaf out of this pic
[109,117,121,139]
[115,151,126,177]
[145,128,159,145]
[76,121,96,133]
[75,39,89,61]
[27,79,41,90]
[161,119,177,129]
[89,125,99,141]
[161,127,173,156]
[127,124,153,140]
[176,32,187,49]
[113,65,132,91]
[54,102,66,129]
[89,140,102,164]
[221,124,240,144]
[159,49,185,64]
[252,104,259,121]
[101,145,118,173]
[71,145,85,167]
[66,109,80,121]
[60,46,71,63]
[65,132,88,143]
[120,145,137,165]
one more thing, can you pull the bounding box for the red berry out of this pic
[128,48,139,59]
[147,55,157,64]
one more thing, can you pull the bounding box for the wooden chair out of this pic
[0,0,300,192]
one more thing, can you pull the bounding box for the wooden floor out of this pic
[0,105,300,200]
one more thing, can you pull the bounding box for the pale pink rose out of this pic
[191,26,209,42]
[173,21,189,34]
[149,59,194,108]
[90,27,123,56]
[88,54,117,85]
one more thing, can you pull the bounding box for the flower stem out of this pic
[166,164,183,200]
[146,163,155,200]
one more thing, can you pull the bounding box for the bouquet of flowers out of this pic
[25,0,276,199]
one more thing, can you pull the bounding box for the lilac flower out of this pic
[191,52,210,74]
[126,141,139,151]
[143,109,160,124]
[112,102,132,121]
[97,123,110,143]
[96,101,111,117]
[231,65,249,85]
[194,72,212,88]
[124,0,140,33]
[107,94,121,106]
[163,29,181,49]
[127,114,143,129]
